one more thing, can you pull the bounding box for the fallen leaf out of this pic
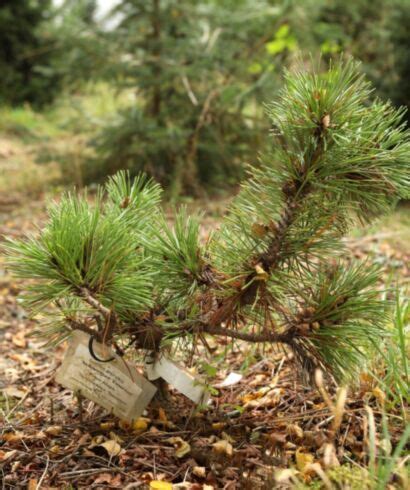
[192,466,206,478]
[45,426,63,437]
[133,417,150,432]
[0,449,17,462]
[3,386,28,399]
[98,439,122,457]
[241,391,264,404]
[221,432,235,444]
[9,353,37,371]
[212,439,233,457]
[166,437,191,458]
[100,421,116,431]
[32,431,47,441]
[77,433,91,446]
[11,331,26,348]
[249,374,268,387]
[150,481,172,490]
[27,479,38,490]
[90,435,105,446]
[287,423,304,439]
[2,431,24,443]
[49,445,61,455]
[295,448,314,472]
[109,432,124,444]
[94,473,114,485]
[268,432,287,448]
[111,474,123,487]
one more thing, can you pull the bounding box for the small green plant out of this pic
[370,292,409,423]
[5,60,410,384]
[363,407,409,489]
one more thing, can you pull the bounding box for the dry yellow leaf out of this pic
[295,448,314,472]
[2,431,24,443]
[193,466,206,478]
[100,422,116,431]
[287,423,304,439]
[98,439,122,457]
[90,435,105,446]
[212,439,233,457]
[49,445,61,455]
[166,437,191,458]
[241,391,264,404]
[133,417,150,432]
[45,425,63,437]
[150,481,172,490]
[211,422,226,430]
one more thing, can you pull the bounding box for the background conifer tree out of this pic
[87,0,291,195]
[6,60,410,382]
[0,0,60,107]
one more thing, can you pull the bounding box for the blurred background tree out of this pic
[0,0,409,195]
[0,0,60,107]
[86,0,293,195]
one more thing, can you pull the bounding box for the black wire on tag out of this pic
[88,335,116,363]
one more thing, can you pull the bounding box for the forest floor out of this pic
[0,184,409,489]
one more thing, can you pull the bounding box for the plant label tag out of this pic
[56,331,157,422]
[145,353,209,405]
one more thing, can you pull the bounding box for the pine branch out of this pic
[79,287,113,319]
[5,59,410,383]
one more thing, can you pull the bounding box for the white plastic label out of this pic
[145,353,209,405]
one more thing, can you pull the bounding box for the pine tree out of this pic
[5,60,410,383]
[87,0,290,195]
[309,0,410,123]
[0,0,60,107]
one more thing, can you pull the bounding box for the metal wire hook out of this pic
[88,335,116,363]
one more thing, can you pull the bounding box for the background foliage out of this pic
[0,0,409,195]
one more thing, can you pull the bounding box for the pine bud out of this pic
[321,113,330,129]
[120,196,131,209]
